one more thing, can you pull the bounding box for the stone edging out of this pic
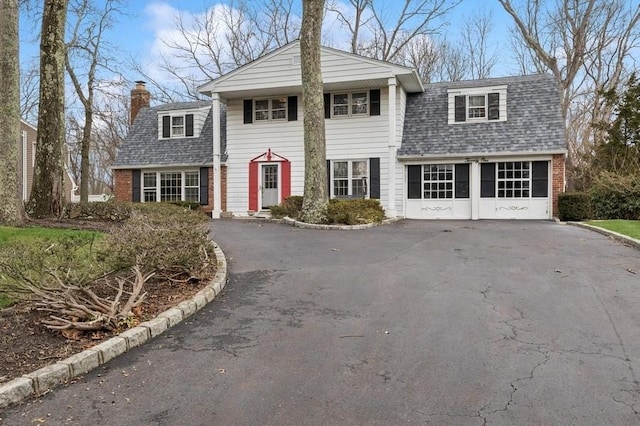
[281,216,402,230]
[0,242,228,410]
[568,221,640,250]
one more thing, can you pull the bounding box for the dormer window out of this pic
[448,86,507,124]
[161,113,194,138]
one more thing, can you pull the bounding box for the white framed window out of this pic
[468,95,486,119]
[424,164,453,199]
[332,92,369,117]
[143,172,157,202]
[141,170,200,203]
[255,98,287,121]
[332,160,368,198]
[497,162,530,198]
[160,113,195,138]
[171,116,184,136]
[448,86,507,124]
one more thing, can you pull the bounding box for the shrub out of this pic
[269,195,303,218]
[589,173,640,220]
[105,203,212,279]
[558,192,592,221]
[326,199,385,225]
[64,200,132,221]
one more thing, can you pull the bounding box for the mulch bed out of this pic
[0,218,214,385]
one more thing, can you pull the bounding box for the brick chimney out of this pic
[130,81,150,125]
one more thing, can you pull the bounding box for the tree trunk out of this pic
[298,0,328,224]
[0,0,22,224]
[80,107,92,202]
[28,0,68,218]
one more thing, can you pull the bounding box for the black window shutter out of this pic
[369,157,380,199]
[324,93,331,119]
[162,116,170,138]
[326,159,331,195]
[243,99,253,124]
[370,89,381,116]
[132,169,141,202]
[455,163,470,199]
[185,114,194,137]
[407,165,422,199]
[199,167,209,205]
[288,96,298,121]
[488,93,500,120]
[454,95,466,122]
[480,163,496,198]
[532,161,549,197]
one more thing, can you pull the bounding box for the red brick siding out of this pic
[114,169,133,202]
[551,154,565,217]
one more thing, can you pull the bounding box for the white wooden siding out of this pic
[394,87,407,214]
[215,44,402,93]
[224,89,393,215]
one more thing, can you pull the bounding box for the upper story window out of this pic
[255,98,287,121]
[332,92,369,117]
[448,85,507,124]
[161,113,194,138]
[323,89,380,119]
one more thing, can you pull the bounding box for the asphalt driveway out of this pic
[2,220,640,425]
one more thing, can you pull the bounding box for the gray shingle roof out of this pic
[399,74,566,157]
[113,101,227,168]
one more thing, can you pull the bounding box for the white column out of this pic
[212,93,222,219]
[471,161,480,220]
[387,77,397,218]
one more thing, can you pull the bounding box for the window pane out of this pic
[352,161,367,178]
[351,92,368,115]
[185,171,199,187]
[185,188,199,202]
[171,116,184,136]
[143,172,156,188]
[160,172,182,202]
[423,164,455,199]
[271,98,286,120]
[334,161,348,178]
[333,94,348,116]
[255,100,269,121]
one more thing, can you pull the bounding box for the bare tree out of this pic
[65,0,121,202]
[299,0,328,224]
[460,10,497,80]
[0,0,22,224]
[133,0,300,102]
[19,62,40,124]
[326,0,461,62]
[499,0,640,186]
[27,0,68,218]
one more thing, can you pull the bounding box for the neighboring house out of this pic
[114,41,566,220]
[19,119,77,203]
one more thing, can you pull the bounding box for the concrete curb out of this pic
[0,242,227,410]
[567,221,640,250]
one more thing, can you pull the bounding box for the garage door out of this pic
[478,161,550,219]
[405,163,472,219]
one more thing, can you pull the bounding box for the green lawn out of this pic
[0,226,104,309]
[586,220,640,240]
[0,226,100,245]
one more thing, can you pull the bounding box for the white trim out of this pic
[397,150,567,161]
[112,163,213,170]
[212,93,222,218]
[21,130,28,201]
[387,77,397,217]
[141,169,201,203]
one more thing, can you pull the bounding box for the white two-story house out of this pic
[114,41,566,220]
